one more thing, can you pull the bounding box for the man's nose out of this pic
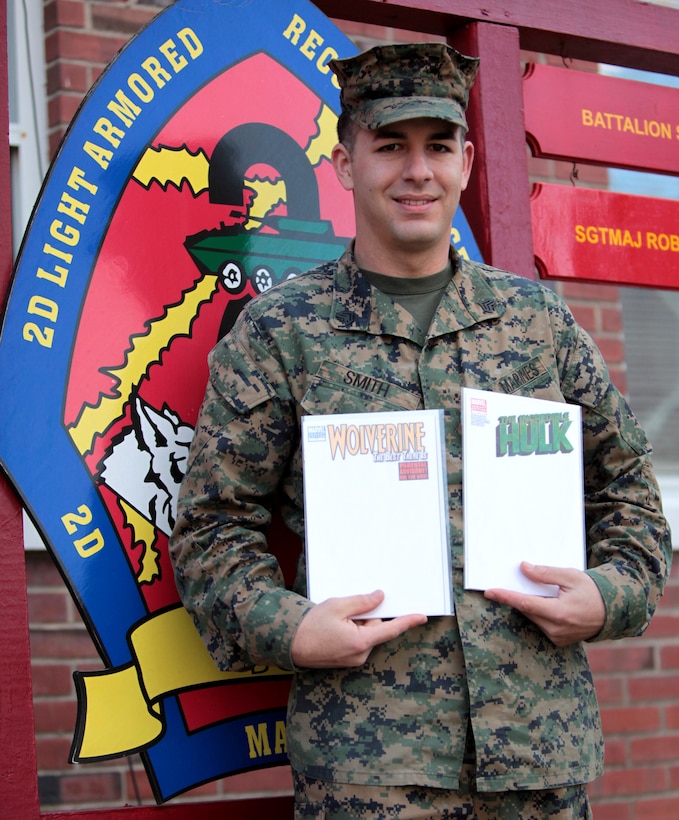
[402,148,433,181]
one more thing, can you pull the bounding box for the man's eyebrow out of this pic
[428,128,459,140]
[368,128,404,141]
[372,126,459,141]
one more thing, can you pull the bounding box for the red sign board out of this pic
[531,183,679,289]
[523,62,679,175]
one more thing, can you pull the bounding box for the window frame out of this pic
[8,0,48,258]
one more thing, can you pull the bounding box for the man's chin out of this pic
[392,228,448,254]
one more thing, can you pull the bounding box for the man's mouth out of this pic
[396,196,435,207]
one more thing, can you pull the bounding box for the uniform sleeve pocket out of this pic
[208,334,278,415]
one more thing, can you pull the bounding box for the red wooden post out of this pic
[39,799,294,819]
[452,22,535,278]
[0,482,40,818]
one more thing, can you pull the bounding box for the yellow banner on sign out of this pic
[71,605,291,761]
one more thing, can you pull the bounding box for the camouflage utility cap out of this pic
[330,42,479,131]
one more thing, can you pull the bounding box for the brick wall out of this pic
[26,0,679,815]
[43,0,167,155]
[28,552,679,815]
[587,562,679,820]
[28,550,294,809]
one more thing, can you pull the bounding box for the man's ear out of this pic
[460,139,474,192]
[332,142,354,192]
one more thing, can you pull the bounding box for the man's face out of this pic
[332,117,474,273]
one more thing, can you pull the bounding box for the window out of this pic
[8,0,48,548]
[621,287,679,542]
[8,0,47,257]
[602,64,679,544]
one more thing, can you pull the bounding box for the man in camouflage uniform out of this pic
[170,43,672,818]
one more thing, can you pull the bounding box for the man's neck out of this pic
[353,239,451,279]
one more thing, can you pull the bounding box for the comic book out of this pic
[462,387,585,597]
[302,409,452,618]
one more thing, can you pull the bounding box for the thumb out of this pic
[334,590,385,618]
[520,562,577,587]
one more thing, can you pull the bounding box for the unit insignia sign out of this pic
[0,0,481,802]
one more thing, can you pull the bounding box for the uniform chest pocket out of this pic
[301,360,422,416]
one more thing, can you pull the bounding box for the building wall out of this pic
[25,0,679,815]
[28,529,679,816]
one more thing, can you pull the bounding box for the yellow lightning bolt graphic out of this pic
[67,273,220,455]
[133,145,210,193]
[70,104,338,457]
[119,498,161,585]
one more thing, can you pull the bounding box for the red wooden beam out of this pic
[0,485,40,818]
[453,22,535,278]
[41,797,293,819]
[318,0,679,76]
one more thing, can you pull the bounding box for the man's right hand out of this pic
[290,590,427,669]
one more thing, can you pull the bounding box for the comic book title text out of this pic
[496,412,574,457]
[326,421,427,463]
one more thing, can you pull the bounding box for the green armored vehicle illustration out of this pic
[185,216,349,296]
[184,122,349,336]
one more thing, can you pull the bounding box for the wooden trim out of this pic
[318,0,679,75]
[0,482,41,817]
[40,797,294,819]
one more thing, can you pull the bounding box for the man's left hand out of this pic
[484,562,606,647]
